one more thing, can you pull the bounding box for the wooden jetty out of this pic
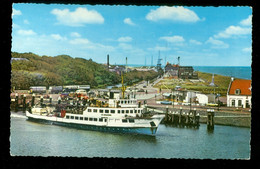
[164,107,200,127]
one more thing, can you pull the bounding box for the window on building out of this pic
[238,100,242,107]
[246,100,250,108]
[232,100,235,107]
[235,89,241,95]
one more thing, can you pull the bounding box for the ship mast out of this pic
[121,57,127,99]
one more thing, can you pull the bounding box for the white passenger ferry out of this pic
[26,97,165,135]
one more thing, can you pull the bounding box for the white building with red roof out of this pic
[227,78,251,108]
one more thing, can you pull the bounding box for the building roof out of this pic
[228,79,251,96]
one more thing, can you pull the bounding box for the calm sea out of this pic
[126,64,251,80]
[193,66,251,80]
[10,114,250,159]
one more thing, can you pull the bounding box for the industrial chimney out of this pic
[107,54,109,70]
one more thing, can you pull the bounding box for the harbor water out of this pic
[10,113,250,159]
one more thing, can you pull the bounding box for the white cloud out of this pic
[23,19,30,24]
[206,37,229,49]
[17,29,37,36]
[51,7,104,26]
[240,15,252,26]
[242,47,252,53]
[69,38,90,45]
[51,34,67,40]
[189,39,202,45]
[146,6,200,23]
[123,18,135,26]
[70,32,81,38]
[12,8,22,17]
[147,45,170,52]
[117,36,133,42]
[118,43,133,50]
[214,25,251,39]
[159,35,185,43]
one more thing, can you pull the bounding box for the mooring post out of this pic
[23,94,26,113]
[165,106,169,122]
[207,109,215,130]
[179,107,182,124]
[15,93,18,112]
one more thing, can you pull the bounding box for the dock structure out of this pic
[207,109,215,130]
[147,107,200,128]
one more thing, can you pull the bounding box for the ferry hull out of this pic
[27,116,158,135]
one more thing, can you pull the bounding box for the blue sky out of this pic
[12,4,252,66]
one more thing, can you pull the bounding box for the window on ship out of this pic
[84,117,88,121]
[88,109,92,112]
[122,110,125,114]
[93,109,97,113]
[122,119,127,123]
[75,116,79,120]
[66,116,69,119]
[126,110,129,114]
[130,110,133,113]
[94,118,97,121]
[129,119,135,123]
[105,110,109,113]
[99,118,103,122]
[89,118,93,121]
[100,109,103,113]
[70,116,74,119]
[80,117,83,120]
[118,110,120,114]
[111,110,115,114]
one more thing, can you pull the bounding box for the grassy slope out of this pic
[154,71,231,95]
